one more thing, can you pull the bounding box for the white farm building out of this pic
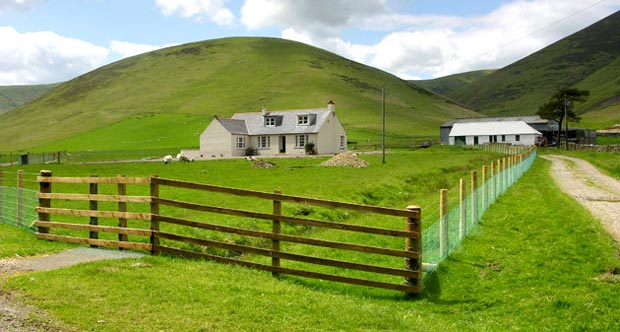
[448,120,542,146]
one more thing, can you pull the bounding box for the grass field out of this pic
[2,155,619,331]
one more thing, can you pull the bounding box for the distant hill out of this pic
[412,69,496,96]
[444,10,620,127]
[0,37,480,152]
[0,83,59,115]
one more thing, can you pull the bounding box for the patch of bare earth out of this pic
[541,155,620,244]
[320,152,369,168]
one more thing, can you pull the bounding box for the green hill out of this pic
[445,10,620,128]
[412,69,496,96]
[0,37,479,152]
[0,83,59,115]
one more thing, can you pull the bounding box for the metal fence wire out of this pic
[422,149,537,271]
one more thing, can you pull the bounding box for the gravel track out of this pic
[541,155,620,243]
[1,248,144,331]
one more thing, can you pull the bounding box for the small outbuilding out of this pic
[448,120,542,146]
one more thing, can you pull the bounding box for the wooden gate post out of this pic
[439,189,449,258]
[17,170,23,226]
[150,175,160,255]
[37,170,52,234]
[272,191,282,277]
[118,175,128,249]
[89,175,99,248]
[404,205,421,288]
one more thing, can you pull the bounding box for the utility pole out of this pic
[382,82,386,164]
[564,95,569,150]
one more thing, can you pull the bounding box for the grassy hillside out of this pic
[446,10,620,124]
[411,69,495,96]
[0,83,59,115]
[0,37,479,152]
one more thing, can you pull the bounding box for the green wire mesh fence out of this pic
[422,147,537,271]
[0,171,38,233]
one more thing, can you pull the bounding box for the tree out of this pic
[536,87,589,147]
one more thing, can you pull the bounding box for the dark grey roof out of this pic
[441,115,553,128]
[218,118,248,135]
[231,109,332,135]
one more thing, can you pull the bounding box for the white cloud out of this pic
[0,0,46,13]
[155,0,235,26]
[241,0,620,79]
[0,26,109,85]
[110,40,178,58]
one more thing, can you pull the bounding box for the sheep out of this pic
[163,155,173,164]
[177,153,191,162]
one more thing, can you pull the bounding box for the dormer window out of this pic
[298,115,309,126]
[265,117,276,126]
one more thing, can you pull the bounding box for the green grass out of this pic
[2,157,619,331]
[0,37,479,152]
[539,147,620,179]
[0,223,74,258]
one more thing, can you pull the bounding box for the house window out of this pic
[516,135,521,142]
[298,115,309,125]
[236,137,246,149]
[258,136,270,149]
[340,136,346,149]
[501,135,506,142]
[295,135,309,148]
[264,117,275,126]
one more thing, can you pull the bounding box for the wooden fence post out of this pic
[37,170,52,234]
[490,161,495,202]
[439,189,449,258]
[405,205,421,289]
[118,174,128,249]
[89,175,99,248]
[459,178,466,240]
[272,191,282,277]
[150,175,160,256]
[17,170,23,226]
[482,165,488,211]
[0,169,3,223]
[471,170,477,224]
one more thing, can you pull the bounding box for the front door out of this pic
[279,136,286,153]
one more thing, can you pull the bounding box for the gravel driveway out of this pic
[541,155,620,243]
[1,248,144,331]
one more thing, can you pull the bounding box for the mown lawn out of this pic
[2,156,619,331]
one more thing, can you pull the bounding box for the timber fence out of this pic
[33,171,422,294]
[421,145,537,270]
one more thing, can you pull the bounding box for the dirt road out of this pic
[541,155,620,243]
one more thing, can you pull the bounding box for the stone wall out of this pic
[568,143,620,152]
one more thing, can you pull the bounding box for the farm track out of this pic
[541,155,620,243]
[1,248,144,331]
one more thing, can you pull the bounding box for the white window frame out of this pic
[258,136,271,149]
[236,137,246,149]
[515,134,521,142]
[340,136,346,149]
[295,135,309,148]
[265,117,275,126]
[298,115,309,126]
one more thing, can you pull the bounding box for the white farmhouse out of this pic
[448,120,542,146]
[192,101,347,159]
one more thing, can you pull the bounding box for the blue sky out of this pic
[1,0,619,85]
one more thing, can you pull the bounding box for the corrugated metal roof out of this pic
[231,109,332,135]
[449,121,542,136]
[441,115,551,127]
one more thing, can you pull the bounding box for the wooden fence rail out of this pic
[35,170,422,294]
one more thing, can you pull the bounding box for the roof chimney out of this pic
[261,105,267,115]
[327,100,335,112]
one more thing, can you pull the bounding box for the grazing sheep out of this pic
[177,153,191,162]
[163,155,173,164]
